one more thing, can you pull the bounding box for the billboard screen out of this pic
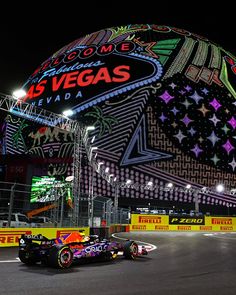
[30,176,68,203]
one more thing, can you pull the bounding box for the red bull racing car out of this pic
[18,231,148,269]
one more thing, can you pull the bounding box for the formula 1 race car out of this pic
[18,231,148,269]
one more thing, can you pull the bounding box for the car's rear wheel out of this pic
[18,243,39,265]
[48,245,73,268]
[123,241,139,259]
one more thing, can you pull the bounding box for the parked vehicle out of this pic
[29,216,52,227]
[0,212,31,227]
[18,231,148,269]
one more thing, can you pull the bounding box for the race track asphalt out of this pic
[0,231,236,295]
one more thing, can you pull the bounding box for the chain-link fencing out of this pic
[0,181,130,228]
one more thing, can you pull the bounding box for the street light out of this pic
[83,126,95,146]
[12,89,26,99]
[108,174,114,183]
[62,109,74,117]
[96,161,104,173]
[167,182,173,188]
[216,184,225,193]
[88,146,98,161]
[65,175,74,182]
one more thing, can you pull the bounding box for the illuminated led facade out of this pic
[2,24,236,210]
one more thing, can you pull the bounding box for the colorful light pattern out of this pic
[2,24,236,209]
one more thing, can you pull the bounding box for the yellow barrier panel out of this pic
[130,214,236,231]
[0,227,89,247]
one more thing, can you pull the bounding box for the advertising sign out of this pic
[169,216,205,225]
[130,214,236,231]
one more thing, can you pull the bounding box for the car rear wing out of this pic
[20,234,49,242]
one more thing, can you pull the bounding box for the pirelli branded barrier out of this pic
[130,214,236,231]
[0,227,89,247]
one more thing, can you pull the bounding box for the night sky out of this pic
[0,3,234,95]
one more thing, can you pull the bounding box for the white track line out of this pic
[112,233,157,252]
[0,259,19,263]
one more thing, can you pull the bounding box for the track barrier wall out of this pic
[0,227,89,247]
[0,224,130,247]
[130,214,236,231]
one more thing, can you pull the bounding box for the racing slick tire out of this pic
[48,245,73,269]
[123,241,139,260]
[18,243,40,265]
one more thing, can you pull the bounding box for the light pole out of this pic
[114,181,119,224]
[61,176,74,227]
[194,191,199,214]
[8,183,16,227]
[88,148,97,227]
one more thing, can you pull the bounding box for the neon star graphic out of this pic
[209,98,222,111]
[172,122,178,128]
[222,139,234,155]
[169,82,177,89]
[159,113,167,122]
[174,130,186,143]
[171,107,179,115]
[134,38,159,58]
[228,116,236,129]
[158,91,175,104]
[191,144,203,157]
[207,131,220,146]
[209,114,221,126]
[184,85,192,92]
[221,124,230,134]
[181,99,192,109]
[201,88,209,95]
[189,91,203,104]
[179,90,186,95]
[229,157,236,171]
[188,127,196,136]
[198,104,210,117]
[211,154,220,165]
[181,114,193,127]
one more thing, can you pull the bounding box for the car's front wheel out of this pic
[123,241,139,259]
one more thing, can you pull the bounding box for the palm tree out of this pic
[12,119,29,151]
[84,106,118,137]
